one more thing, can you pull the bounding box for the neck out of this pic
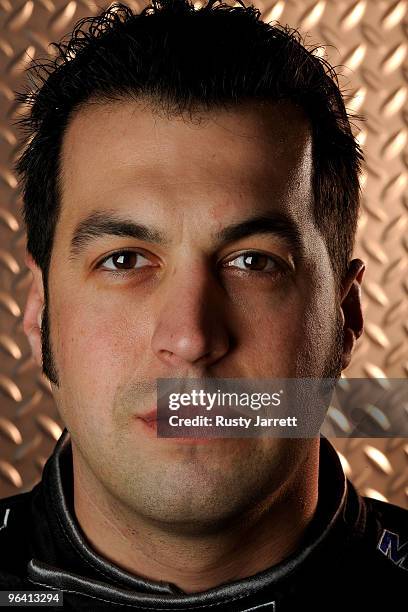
[73,442,319,593]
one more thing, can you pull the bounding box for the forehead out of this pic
[59,98,313,228]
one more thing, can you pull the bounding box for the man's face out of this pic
[31,100,345,528]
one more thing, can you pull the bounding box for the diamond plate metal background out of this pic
[0,0,407,507]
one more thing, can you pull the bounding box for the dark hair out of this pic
[16,0,363,287]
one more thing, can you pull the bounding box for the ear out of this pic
[339,258,365,371]
[23,253,45,369]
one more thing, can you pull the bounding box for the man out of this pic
[0,0,406,609]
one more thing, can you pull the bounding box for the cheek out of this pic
[228,276,337,376]
[293,276,339,375]
[52,292,152,408]
[234,297,308,373]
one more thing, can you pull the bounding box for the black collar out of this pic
[27,431,365,609]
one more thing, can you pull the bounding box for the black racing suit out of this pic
[0,430,407,610]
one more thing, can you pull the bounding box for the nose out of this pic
[151,262,230,370]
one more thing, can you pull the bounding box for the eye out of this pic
[224,251,284,273]
[98,250,154,271]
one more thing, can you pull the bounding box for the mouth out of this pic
[137,407,162,431]
[140,408,158,422]
[135,407,214,444]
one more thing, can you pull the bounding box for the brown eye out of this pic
[242,253,269,270]
[100,251,153,271]
[225,252,281,272]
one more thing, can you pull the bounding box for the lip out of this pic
[137,407,163,432]
[138,405,197,423]
[139,408,159,423]
[135,407,215,444]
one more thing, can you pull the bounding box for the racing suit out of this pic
[0,430,407,610]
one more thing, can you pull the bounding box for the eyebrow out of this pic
[69,209,303,260]
[69,210,168,259]
[216,212,303,254]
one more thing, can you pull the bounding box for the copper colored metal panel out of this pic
[0,1,407,507]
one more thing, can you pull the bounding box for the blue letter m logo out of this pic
[377,530,408,571]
